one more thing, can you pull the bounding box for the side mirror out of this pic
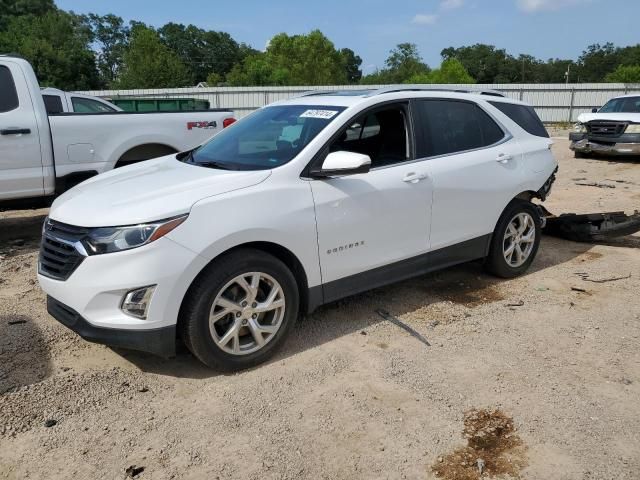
[592,107,599,113]
[311,151,371,178]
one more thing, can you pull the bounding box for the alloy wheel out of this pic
[209,272,286,355]
[503,212,536,268]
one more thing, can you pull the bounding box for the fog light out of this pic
[121,285,156,319]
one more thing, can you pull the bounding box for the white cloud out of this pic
[411,14,438,25]
[441,0,464,9]
[517,0,588,12]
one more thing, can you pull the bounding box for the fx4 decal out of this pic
[187,121,218,130]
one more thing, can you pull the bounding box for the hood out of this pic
[50,155,271,227]
[577,112,640,123]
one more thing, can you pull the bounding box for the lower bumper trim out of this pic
[570,138,640,156]
[47,296,176,357]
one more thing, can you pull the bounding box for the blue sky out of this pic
[57,0,638,74]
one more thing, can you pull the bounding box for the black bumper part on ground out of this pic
[542,210,640,242]
[47,296,176,357]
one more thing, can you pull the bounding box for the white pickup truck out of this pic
[570,94,640,157]
[0,55,235,204]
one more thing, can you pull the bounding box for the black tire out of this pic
[179,249,299,371]
[484,200,541,278]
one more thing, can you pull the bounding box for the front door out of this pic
[0,61,44,200]
[310,102,433,301]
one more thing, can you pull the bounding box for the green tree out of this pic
[536,58,575,83]
[227,30,348,86]
[0,10,100,89]
[158,23,244,84]
[361,43,429,84]
[605,65,640,83]
[441,44,516,83]
[115,25,190,88]
[226,53,290,86]
[0,0,55,29]
[408,58,475,84]
[577,43,620,82]
[340,48,362,83]
[205,72,222,86]
[81,13,130,87]
[384,43,429,82]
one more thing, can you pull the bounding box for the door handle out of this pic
[403,172,428,183]
[496,153,513,164]
[1,128,31,135]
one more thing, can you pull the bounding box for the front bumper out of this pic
[47,296,176,356]
[38,235,209,354]
[569,133,640,155]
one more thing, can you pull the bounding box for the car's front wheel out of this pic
[485,200,541,278]
[180,249,299,370]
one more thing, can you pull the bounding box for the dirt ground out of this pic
[1,133,639,480]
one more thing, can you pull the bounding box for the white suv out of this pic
[38,87,557,370]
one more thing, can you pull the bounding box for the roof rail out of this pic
[297,89,375,97]
[295,86,505,99]
[364,85,505,98]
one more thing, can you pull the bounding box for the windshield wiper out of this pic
[195,161,236,170]
[182,151,235,170]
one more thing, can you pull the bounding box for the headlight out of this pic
[625,124,640,133]
[574,123,587,133]
[83,215,188,255]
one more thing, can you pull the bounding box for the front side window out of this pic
[71,96,117,113]
[186,105,346,170]
[330,104,409,168]
[599,96,640,113]
[0,66,19,113]
[416,100,505,158]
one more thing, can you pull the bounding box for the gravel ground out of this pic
[1,134,639,480]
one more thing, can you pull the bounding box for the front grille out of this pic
[586,121,627,137]
[39,219,89,281]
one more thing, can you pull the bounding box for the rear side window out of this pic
[415,100,505,157]
[43,94,64,114]
[71,96,117,113]
[489,101,548,138]
[0,66,19,113]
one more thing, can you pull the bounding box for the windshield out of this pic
[599,96,640,113]
[185,105,346,170]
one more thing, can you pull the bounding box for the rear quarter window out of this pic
[489,101,548,138]
[0,66,19,113]
[43,94,64,114]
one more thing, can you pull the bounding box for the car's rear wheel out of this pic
[485,200,541,278]
[180,249,299,370]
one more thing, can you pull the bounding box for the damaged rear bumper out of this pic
[540,208,640,242]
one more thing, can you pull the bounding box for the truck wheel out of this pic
[485,200,541,278]
[180,249,299,370]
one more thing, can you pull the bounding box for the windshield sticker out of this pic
[300,109,339,119]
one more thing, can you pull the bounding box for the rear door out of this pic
[414,98,524,251]
[0,62,44,200]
